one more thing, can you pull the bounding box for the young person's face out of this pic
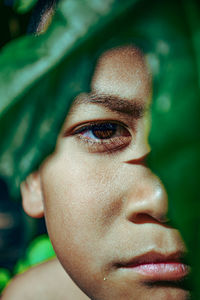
[22,46,190,300]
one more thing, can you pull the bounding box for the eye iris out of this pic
[92,123,117,139]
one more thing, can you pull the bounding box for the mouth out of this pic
[116,251,190,282]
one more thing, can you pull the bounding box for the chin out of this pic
[143,286,191,300]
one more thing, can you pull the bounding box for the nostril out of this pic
[130,213,171,227]
[125,152,150,166]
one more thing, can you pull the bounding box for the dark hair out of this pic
[27,0,60,34]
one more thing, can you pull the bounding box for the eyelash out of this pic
[69,121,132,154]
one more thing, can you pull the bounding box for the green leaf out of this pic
[13,0,38,14]
[0,0,139,196]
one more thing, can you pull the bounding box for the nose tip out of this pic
[125,171,169,225]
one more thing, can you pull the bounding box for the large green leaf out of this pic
[0,0,199,297]
[0,0,138,196]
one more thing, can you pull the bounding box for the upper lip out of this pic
[116,250,187,268]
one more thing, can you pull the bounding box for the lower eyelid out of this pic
[75,134,132,154]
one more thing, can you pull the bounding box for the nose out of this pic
[125,169,169,225]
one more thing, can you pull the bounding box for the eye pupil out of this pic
[92,123,117,139]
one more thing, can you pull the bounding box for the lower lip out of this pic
[123,262,189,281]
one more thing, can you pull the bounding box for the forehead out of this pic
[91,46,151,100]
[67,45,151,121]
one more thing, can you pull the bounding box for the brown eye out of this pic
[72,121,132,153]
[75,122,130,141]
[89,123,117,139]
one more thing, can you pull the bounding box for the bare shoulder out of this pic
[2,258,90,300]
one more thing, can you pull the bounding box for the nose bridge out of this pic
[125,168,168,224]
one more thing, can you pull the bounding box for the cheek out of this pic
[40,151,125,267]
[40,151,130,297]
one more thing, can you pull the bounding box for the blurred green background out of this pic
[0,0,56,292]
[0,0,199,297]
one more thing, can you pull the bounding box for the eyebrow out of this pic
[71,93,147,119]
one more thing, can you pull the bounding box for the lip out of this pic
[117,251,190,281]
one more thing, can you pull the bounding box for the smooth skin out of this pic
[3,46,189,300]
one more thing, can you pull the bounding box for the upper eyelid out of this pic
[63,120,130,137]
[74,121,128,132]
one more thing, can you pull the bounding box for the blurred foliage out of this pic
[0,0,199,298]
[0,1,31,48]
[0,268,11,293]
[14,235,55,274]
[13,0,38,14]
[0,176,42,292]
